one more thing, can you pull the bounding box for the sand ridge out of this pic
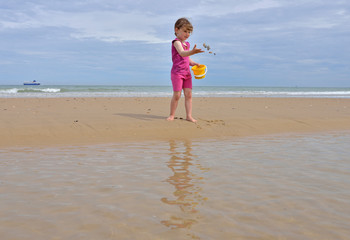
[1,97,350,147]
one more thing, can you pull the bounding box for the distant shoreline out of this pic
[1,85,350,98]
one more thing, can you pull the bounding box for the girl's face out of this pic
[175,27,191,42]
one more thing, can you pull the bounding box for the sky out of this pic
[0,0,349,87]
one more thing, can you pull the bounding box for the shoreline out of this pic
[1,97,350,147]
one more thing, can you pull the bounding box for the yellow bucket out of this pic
[191,65,207,79]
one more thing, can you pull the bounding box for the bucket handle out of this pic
[194,66,207,78]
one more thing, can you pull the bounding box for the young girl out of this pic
[167,18,204,123]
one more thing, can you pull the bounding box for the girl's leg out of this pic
[184,88,197,122]
[167,91,182,121]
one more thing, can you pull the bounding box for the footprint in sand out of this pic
[198,118,225,127]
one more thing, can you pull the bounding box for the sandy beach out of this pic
[2,97,350,239]
[1,97,350,147]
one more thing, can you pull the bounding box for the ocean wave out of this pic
[0,88,19,94]
[0,88,61,94]
[19,88,61,93]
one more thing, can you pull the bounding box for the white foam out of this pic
[40,88,61,93]
[0,88,19,94]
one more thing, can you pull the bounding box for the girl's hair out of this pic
[174,18,193,36]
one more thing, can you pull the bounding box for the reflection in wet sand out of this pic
[161,140,209,230]
[2,132,350,239]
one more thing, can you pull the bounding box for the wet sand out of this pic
[1,133,350,239]
[1,97,350,147]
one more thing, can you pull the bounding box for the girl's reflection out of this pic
[161,140,208,229]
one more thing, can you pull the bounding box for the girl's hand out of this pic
[191,44,205,55]
[189,59,201,67]
[174,41,203,57]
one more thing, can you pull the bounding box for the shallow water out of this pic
[1,132,350,239]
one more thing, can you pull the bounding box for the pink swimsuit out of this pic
[171,38,192,91]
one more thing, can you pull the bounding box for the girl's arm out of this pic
[189,58,200,66]
[173,41,204,57]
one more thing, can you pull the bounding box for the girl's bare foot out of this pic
[186,116,197,123]
[167,116,175,121]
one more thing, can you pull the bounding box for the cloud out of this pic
[0,60,13,65]
[0,0,298,44]
[188,0,281,17]
[1,0,348,45]
[60,10,169,43]
[296,58,340,65]
[0,4,172,43]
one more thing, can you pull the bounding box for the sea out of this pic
[1,85,350,98]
